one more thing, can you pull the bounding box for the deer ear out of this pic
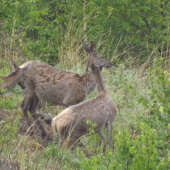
[90,42,96,52]
[11,59,18,70]
[82,41,91,53]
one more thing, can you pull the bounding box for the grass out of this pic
[0,56,150,169]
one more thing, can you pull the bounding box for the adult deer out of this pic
[52,43,117,150]
[1,42,113,139]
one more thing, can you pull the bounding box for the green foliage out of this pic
[138,58,170,169]
[78,122,170,170]
[86,120,97,135]
[108,0,170,55]
[143,59,170,126]
[1,0,170,65]
[113,123,160,170]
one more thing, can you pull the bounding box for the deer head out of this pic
[0,67,28,90]
[82,41,113,71]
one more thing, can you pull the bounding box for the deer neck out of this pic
[83,70,96,94]
[94,69,106,93]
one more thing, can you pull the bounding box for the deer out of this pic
[0,42,113,139]
[51,43,117,151]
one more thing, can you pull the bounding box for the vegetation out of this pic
[0,0,170,169]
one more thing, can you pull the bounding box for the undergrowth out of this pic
[1,55,170,169]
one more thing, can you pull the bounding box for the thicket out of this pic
[0,0,170,169]
[0,0,170,64]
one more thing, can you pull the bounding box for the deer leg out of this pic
[98,130,106,152]
[58,135,65,146]
[65,136,78,149]
[107,122,113,150]
[21,96,33,128]
[21,85,35,125]
[28,94,48,139]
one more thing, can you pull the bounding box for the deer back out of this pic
[52,91,116,142]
